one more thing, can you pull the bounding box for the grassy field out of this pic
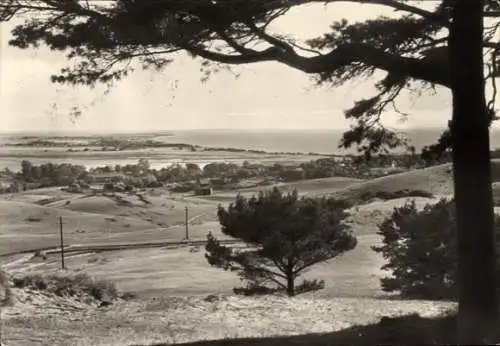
[0,162,477,346]
[2,233,387,298]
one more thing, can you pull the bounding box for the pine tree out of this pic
[206,187,356,296]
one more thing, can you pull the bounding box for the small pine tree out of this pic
[205,187,357,296]
[372,198,500,300]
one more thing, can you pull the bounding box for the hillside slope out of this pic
[330,159,500,203]
[328,164,454,201]
[200,177,363,203]
[0,199,187,255]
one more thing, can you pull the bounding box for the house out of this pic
[194,178,213,195]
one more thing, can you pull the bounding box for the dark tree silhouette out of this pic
[206,187,356,296]
[373,199,500,303]
[448,1,498,343]
[1,0,500,342]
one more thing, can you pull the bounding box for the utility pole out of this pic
[59,216,65,270]
[0,303,2,346]
[0,292,3,346]
[185,206,189,240]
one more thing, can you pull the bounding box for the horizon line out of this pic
[0,126,454,135]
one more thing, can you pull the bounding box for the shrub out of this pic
[31,250,47,260]
[13,273,48,290]
[25,216,42,222]
[12,272,119,301]
[372,198,500,300]
[232,278,325,296]
[295,279,326,294]
[233,284,279,296]
[103,182,116,191]
[169,182,194,193]
[120,291,137,300]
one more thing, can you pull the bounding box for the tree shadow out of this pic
[136,313,461,346]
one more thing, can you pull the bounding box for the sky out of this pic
[0,2,456,133]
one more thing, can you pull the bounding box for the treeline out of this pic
[6,161,91,191]
[0,150,437,194]
[92,160,257,189]
[0,161,90,193]
[1,159,250,192]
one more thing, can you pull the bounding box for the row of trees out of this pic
[18,160,90,188]
[11,155,420,192]
[98,155,422,184]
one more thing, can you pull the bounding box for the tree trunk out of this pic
[449,0,499,343]
[286,265,295,296]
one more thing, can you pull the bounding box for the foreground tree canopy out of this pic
[2,0,500,156]
[206,188,357,296]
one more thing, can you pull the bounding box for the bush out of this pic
[372,198,500,301]
[25,216,42,222]
[103,182,116,191]
[31,250,47,260]
[232,279,325,296]
[295,279,326,294]
[233,284,280,296]
[170,183,194,193]
[12,272,119,302]
[13,273,48,290]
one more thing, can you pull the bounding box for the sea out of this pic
[118,128,500,154]
[3,128,500,154]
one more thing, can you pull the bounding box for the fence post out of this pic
[59,216,65,270]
